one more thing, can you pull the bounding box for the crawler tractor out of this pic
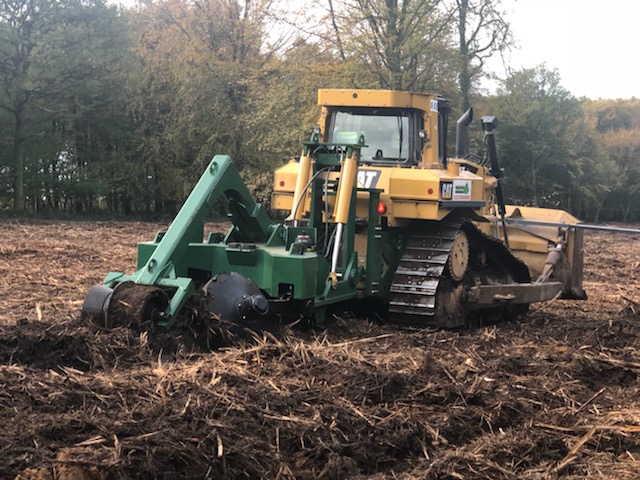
[82,89,589,332]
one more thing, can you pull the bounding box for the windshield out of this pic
[328,108,411,164]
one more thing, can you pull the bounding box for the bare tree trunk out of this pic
[327,0,347,61]
[455,0,511,111]
[531,150,537,205]
[457,0,472,111]
[13,109,25,213]
[385,0,403,89]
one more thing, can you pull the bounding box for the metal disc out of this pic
[203,272,270,329]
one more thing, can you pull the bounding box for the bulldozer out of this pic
[82,89,590,334]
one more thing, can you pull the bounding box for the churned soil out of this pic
[1,219,640,479]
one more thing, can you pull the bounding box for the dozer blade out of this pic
[502,205,587,299]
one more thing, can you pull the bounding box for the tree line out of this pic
[1,0,638,221]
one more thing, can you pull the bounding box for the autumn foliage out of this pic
[0,0,638,221]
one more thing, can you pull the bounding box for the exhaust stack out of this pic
[455,108,473,158]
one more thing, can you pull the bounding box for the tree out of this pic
[125,0,284,212]
[488,66,619,219]
[0,0,127,212]
[584,99,640,221]
[318,0,457,92]
[453,0,511,111]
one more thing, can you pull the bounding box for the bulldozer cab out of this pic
[318,89,450,168]
[327,107,416,165]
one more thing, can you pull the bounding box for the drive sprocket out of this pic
[447,230,470,281]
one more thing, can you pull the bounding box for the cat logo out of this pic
[357,169,381,189]
[440,182,453,200]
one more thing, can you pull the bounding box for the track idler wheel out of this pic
[81,281,168,329]
[203,272,271,334]
[435,279,467,328]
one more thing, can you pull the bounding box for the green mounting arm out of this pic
[104,155,273,322]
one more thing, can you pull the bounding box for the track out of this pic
[388,221,531,327]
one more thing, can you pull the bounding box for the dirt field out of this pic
[1,219,640,479]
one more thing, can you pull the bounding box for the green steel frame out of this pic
[99,136,389,327]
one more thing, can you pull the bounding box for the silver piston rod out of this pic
[505,218,640,235]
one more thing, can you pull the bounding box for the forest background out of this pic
[1,0,638,221]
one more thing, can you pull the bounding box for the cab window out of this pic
[327,107,420,166]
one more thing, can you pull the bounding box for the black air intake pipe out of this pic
[455,108,473,158]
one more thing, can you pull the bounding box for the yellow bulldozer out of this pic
[84,88,613,332]
[270,89,586,327]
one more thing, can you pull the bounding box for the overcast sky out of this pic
[489,0,639,99]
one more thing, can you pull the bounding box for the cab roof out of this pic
[318,89,439,112]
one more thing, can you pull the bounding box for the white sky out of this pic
[490,0,640,99]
